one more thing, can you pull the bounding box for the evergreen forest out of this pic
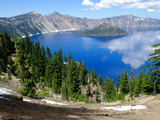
[0,30,160,103]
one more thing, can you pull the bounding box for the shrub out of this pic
[114,94,125,101]
[0,77,2,81]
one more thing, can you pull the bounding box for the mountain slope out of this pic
[106,14,160,32]
[0,12,160,37]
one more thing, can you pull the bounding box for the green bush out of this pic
[36,91,44,98]
[42,87,47,97]
[114,94,125,101]
[0,77,2,81]
[17,88,25,95]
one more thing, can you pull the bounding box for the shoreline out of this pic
[21,28,77,38]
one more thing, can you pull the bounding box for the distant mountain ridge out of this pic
[0,11,160,37]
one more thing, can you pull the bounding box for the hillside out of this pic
[0,82,160,120]
[0,12,160,37]
[75,23,127,36]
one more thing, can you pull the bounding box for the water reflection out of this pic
[100,32,160,69]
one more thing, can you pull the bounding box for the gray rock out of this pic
[0,12,160,37]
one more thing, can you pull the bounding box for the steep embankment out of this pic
[1,73,160,120]
[0,86,160,120]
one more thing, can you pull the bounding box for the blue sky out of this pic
[0,0,160,19]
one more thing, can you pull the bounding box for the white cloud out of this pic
[82,0,94,6]
[83,0,160,12]
[83,8,89,11]
[147,9,155,12]
[100,32,160,69]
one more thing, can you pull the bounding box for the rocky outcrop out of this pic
[0,12,160,37]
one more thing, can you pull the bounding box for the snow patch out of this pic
[21,28,77,38]
[23,98,33,102]
[0,87,67,105]
[0,87,16,95]
[101,105,147,111]
[41,99,67,105]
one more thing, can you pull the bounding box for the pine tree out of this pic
[58,48,63,81]
[142,70,154,94]
[67,60,80,95]
[95,89,100,102]
[0,30,15,72]
[91,69,97,85]
[111,80,116,99]
[46,45,52,59]
[116,74,121,93]
[148,42,160,94]
[45,59,53,87]
[105,77,116,101]
[154,77,160,94]
[98,75,104,88]
[68,52,72,62]
[52,51,62,93]
[120,71,129,94]
[61,79,68,100]
[23,65,36,97]
[23,36,32,67]
[41,46,47,77]
[78,61,88,86]
[134,70,143,97]
[13,34,27,83]
[129,67,135,97]
[150,69,160,94]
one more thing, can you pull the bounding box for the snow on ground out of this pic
[0,87,66,105]
[101,105,147,111]
[41,99,67,105]
[23,98,66,105]
[0,87,16,95]
[23,98,33,102]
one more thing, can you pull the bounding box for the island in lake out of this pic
[75,23,127,37]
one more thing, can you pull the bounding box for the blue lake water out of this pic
[30,31,160,82]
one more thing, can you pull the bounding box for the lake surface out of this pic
[30,31,160,82]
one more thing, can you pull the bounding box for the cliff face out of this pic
[0,11,160,36]
[106,14,160,32]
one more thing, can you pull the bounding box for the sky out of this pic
[0,0,160,19]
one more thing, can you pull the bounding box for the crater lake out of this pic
[30,31,160,82]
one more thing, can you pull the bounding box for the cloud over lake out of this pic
[100,32,160,69]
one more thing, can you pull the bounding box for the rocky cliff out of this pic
[0,11,160,37]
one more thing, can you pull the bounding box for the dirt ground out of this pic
[0,94,160,120]
[0,75,160,120]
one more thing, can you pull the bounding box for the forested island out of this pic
[0,30,160,103]
[75,23,127,37]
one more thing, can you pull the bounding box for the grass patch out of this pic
[0,77,3,81]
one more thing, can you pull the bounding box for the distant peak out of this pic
[46,12,62,17]
[119,14,137,18]
[29,11,39,15]
[53,12,61,15]
[121,14,134,16]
